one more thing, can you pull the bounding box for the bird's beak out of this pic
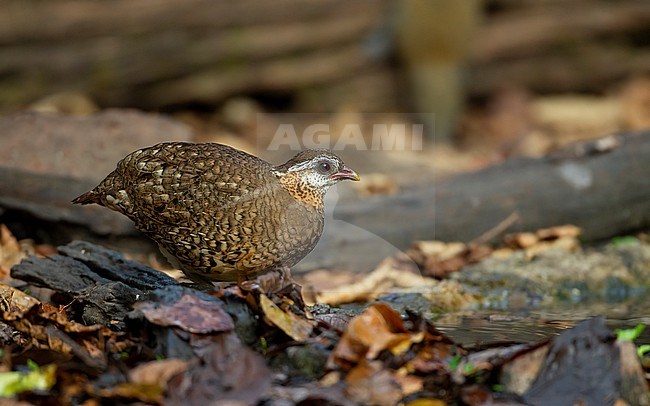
[330,166,360,181]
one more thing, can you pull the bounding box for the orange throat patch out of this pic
[278,172,325,209]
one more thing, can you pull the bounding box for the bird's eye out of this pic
[317,161,332,174]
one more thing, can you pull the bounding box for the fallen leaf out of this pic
[135,286,234,334]
[259,294,313,342]
[405,341,456,376]
[330,303,413,368]
[128,358,188,388]
[394,373,424,396]
[312,312,352,331]
[316,256,437,305]
[504,232,539,249]
[166,333,271,405]
[404,399,448,406]
[264,379,350,405]
[535,224,581,240]
[0,284,41,320]
[522,236,580,259]
[0,225,26,276]
[96,382,164,404]
[345,361,403,406]
[408,241,492,278]
[460,384,494,406]
[500,345,549,394]
[505,225,581,250]
[410,241,467,262]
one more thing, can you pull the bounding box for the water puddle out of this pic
[434,302,650,347]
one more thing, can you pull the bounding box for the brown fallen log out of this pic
[0,109,191,240]
[0,166,133,237]
[302,130,650,271]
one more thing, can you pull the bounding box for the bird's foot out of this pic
[238,267,307,313]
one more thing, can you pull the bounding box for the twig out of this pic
[471,212,520,246]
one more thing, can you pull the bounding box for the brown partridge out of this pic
[73,142,359,284]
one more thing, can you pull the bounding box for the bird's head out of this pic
[273,150,359,207]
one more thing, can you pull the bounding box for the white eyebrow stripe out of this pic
[286,155,341,173]
[287,160,312,172]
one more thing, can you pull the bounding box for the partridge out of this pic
[73,142,359,283]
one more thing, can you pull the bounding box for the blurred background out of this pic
[2,0,649,156]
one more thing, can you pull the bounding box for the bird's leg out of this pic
[181,270,219,291]
[237,272,256,291]
[256,266,307,313]
[236,267,304,304]
[251,266,291,293]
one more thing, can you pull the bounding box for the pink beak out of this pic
[330,166,360,181]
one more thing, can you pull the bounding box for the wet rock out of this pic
[270,343,330,381]
[455,242,650,308]
[523,317,619,405]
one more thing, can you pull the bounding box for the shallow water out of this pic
[434,304,650,347]
[339,292,650,347]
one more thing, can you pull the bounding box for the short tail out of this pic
[72,190,100,205]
